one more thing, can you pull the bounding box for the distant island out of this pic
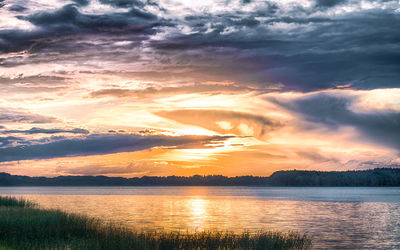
[1,168,400,186]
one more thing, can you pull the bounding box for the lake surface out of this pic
[1,186,399,249]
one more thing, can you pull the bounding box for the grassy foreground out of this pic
[0,196,312,249]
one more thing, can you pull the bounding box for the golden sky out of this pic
[0,0,399,176]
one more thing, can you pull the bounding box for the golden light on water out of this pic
[188,198,208,230]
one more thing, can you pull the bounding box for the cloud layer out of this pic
[1,0,399,90]
[157,109,281,138]
[0,108,57,124]
[0,0,399,176]
[0,133,231,162]
[270,91,400,149]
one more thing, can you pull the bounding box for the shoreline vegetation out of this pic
[0,168,400,186]
[0,196,311,250]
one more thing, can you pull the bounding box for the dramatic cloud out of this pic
[0,133,232,162]
[0,3,157,53]
[271,92,400,149]
[146,0,400,90]
[0,136,23,147]
[157,109,281,138]
[1,0,399,90]
[316,0,346,8]
[0,0,399,176]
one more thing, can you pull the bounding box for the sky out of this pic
[0,0,399,177]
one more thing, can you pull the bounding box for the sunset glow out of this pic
[0,0,399,177]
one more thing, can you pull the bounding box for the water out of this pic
[1,186,399,249]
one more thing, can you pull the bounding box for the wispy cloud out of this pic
[1,127,89,135]
[157,109,281,138]
[0,107,58,124]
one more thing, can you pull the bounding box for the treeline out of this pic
[0,174,269,186]
[0,168,400,186]
[268,168,400,186]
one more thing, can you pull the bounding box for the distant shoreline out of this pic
[1,168,400,186]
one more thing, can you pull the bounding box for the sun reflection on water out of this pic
[187,198,208,230]
[3,187,400,249]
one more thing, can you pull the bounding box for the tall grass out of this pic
[0,196,36,208]
[0,196,312,249]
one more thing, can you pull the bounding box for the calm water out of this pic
[1,186,400,249]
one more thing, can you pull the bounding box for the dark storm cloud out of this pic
[0,3,158,57]
[0,108,58,124]
[0,134,232,162]
[8,5,28,12]
[148,3,400,90]
[71,0,90,6]
[0,136,23,147]
[315,0,346,7]
[2,127,89,135]
[270,93,400,149]
[26,4,156,28]
[98,0,145,8]
[1,0,399,91]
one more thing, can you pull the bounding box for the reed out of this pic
[0,196,36,208]
[0,196,312,249]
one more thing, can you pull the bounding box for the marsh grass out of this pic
[0,196,36,208]
[0,196,312,249]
